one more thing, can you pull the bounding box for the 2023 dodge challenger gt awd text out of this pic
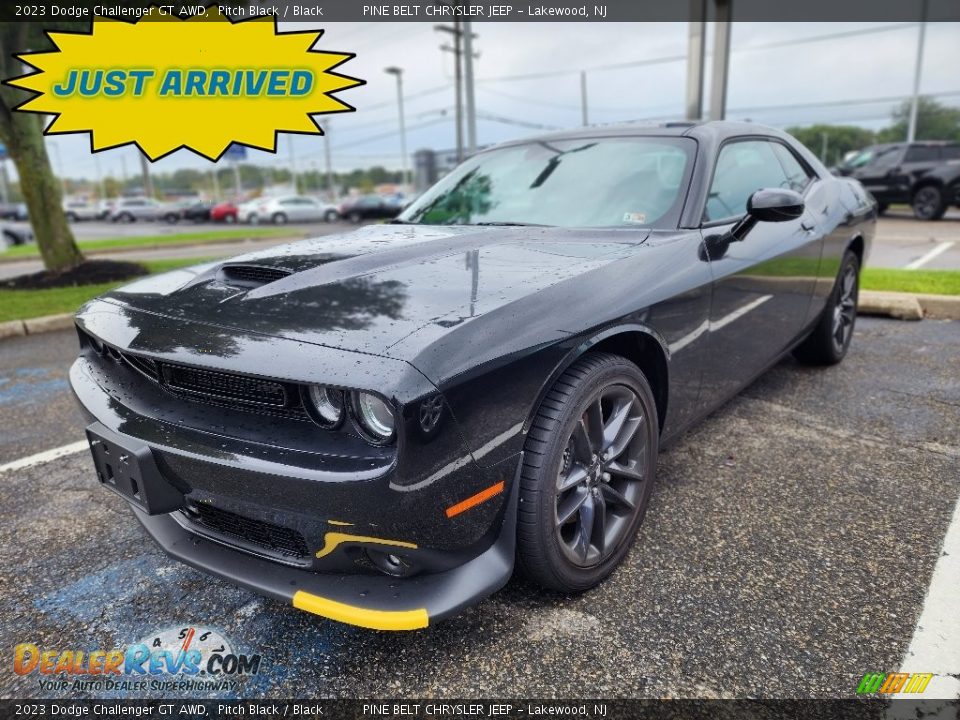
[70,121,875,630]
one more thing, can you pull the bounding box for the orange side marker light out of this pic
[445,480,505,518]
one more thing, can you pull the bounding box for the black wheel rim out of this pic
[914,187,939,218]
[554,384,648,567]
[832,264,857,353]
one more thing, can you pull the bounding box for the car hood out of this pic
[101,223,649,359]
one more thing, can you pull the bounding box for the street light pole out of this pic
[385,66,410,191]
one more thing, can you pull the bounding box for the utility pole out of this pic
[821,132,829,164]
[685,0,706,120]
[580,70,589,126]
[120,154,128,194]
[287,135,299,193]
[462,20,477,154]
[323,120,335,201]
[436,21,464,162]
[907,0,928,142]
[138,152,154,198]
[709,0,732,121]
[385,66,411,190]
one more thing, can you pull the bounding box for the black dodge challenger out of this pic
[71,121,875,630]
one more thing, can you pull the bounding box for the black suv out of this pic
[836,141,960,219]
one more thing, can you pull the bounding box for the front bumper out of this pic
[69,305,522,629]
[131,465,519,630]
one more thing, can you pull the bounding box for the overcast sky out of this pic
[25,21,960,183]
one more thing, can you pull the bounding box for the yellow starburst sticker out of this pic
[5,6,364,161]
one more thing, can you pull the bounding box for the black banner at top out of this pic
[2,0,959,23]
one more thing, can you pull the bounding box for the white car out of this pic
[241,195,339,224]
[109,197,180,223]
[63,199,98,222]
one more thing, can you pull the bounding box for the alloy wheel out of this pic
[912,187,940,219]
[832,264,857,353]
[554,385,649,567]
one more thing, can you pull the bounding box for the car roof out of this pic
[487,120,790,149]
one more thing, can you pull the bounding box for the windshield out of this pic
[399,136,695,228]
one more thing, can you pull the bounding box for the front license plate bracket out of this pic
[85,422,183,515]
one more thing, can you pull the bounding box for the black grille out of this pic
[183,503,309,561]
[163,364,287,407]
[219,264,291,287]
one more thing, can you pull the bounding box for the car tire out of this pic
[516,352,658,594]
[793,249,860,366]
[224,214,236,224]
[911,185,948,221]
[325,209,339,223]
[118,212,134,223]
[272,212,288,225]
[65,212,78,223]
[163,213,179,223]
[875,201,888,215]
[247,214,259,225]
[349,211,362,224]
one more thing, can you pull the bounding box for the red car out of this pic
[210,202,238,223]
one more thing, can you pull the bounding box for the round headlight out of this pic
[354,391,396,442]
[305,385,344,428]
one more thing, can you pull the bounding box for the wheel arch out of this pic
[523,325,670,437]
[911,176,944,196]
[847,235,865,267]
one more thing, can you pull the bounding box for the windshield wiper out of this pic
[473,221,551,227]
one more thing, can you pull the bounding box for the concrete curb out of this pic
[0,313,74,341]
[1,293,956,344]
[858,291,960,321]
[0,320,27,340]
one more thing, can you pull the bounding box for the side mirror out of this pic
[748,188,804,222]
[729,188,804,242]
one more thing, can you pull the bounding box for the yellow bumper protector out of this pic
[292,591,429,631]
[314,531,417,559]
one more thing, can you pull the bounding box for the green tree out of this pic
[785,124,877,167]
[0,22,86,272]
[876,96,960,143]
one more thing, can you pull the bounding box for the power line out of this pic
[733,22,918,52]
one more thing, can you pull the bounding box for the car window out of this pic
[942,146,960,161]
[904,145,940,163]
[401,136,696,228]
[772,143,814,192]
[704,140,793,222]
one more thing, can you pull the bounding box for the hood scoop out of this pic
[218,264,292,288]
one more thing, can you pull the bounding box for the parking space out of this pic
[870,209,960,270]
[0,317,957,698]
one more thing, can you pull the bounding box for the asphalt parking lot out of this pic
[0,317,957,699]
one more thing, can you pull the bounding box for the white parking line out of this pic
[904,241,955,270]
[0,441,88,474]
[898,494,960,700]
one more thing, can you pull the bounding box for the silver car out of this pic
[244,195,339,224]
[109,198,180,223]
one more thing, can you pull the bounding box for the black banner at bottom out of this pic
[1,699,958,720]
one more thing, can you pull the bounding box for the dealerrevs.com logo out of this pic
[13,626,264,693]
